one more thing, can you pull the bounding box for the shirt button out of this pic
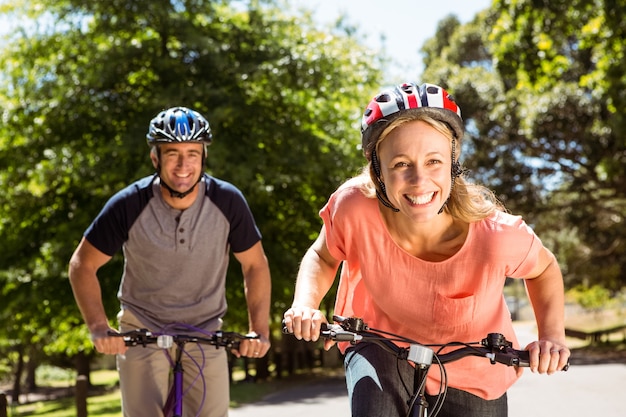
[179,228,185,233]
[179,239,185,244]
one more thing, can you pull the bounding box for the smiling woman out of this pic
[283,81,570,417]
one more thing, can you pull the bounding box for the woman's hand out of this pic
[283,306,328,342]
[525,339,571,374]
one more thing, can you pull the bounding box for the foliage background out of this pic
[0,0,381,386]
[0,0,624,391]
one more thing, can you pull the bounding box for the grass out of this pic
[565,309,625,332]
[10,392,121,417]
[9,370,121,417]
[9,368,333,416]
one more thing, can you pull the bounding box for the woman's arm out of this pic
[283,225,341,343]
[523,246,570,374]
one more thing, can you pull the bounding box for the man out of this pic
[69,106,271,417]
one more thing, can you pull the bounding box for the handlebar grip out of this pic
[490,349,531,367]
[508,349,570,371]
[516,350,530,367]
[515,349,570,371]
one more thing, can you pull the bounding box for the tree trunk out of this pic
[0,392,7,417]
[75,375,88,417]
[25,345,39,392]
[255,354,270,380]
[75,351,91,386]
[254,332,273,380]
[11,346,24,405]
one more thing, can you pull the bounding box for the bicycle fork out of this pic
[164,345,185,417]
[407,344,435,417]
[406,364,430,417]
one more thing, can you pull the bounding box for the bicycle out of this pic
[283,315,569,417]
[109,326,258,417]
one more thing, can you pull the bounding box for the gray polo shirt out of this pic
[84,174,261,332]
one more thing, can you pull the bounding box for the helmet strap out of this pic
[154,166,202,200]
[159,177,200,199]
[371,149,400,213]
[438,138,463,214]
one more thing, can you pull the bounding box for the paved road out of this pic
[509,321,623,417]
[508,363,624,417]
[229,376,350,417]
[229,322,624,416]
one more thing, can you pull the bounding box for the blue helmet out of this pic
[146,107,212,146]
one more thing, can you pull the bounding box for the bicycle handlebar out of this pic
[283,315,569,370]
[283,315,568,417]
[108,328,258,350]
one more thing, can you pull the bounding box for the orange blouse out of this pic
[320,177,543,400]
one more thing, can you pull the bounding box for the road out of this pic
[229,364,624,417]
[508,321,623,417]
[229,376,349,417]
[229,322,624,416]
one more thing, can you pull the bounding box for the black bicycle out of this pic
[284,315,569,417]
[109,327,258,417]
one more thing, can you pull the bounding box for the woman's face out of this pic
[377,120,452,222]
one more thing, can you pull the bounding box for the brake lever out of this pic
[332,315,368,332]
[321,323,362,342]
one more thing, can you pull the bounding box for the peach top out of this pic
[320,178,542,400]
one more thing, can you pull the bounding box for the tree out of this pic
[0,0,382,387]
[421,0,626,290]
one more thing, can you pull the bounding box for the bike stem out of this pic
[407,344,435,417]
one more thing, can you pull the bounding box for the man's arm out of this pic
[233,240,272,357]
[68,237,126,354]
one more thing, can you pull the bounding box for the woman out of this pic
[283,82,570,417]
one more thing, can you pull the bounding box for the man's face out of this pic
[151,142,204,195]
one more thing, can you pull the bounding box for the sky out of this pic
[289,0,493,82]
[1,1,492,83]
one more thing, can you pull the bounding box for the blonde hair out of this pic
[358,112,504,222]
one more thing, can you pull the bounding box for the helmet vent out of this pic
[376,93,392,103]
